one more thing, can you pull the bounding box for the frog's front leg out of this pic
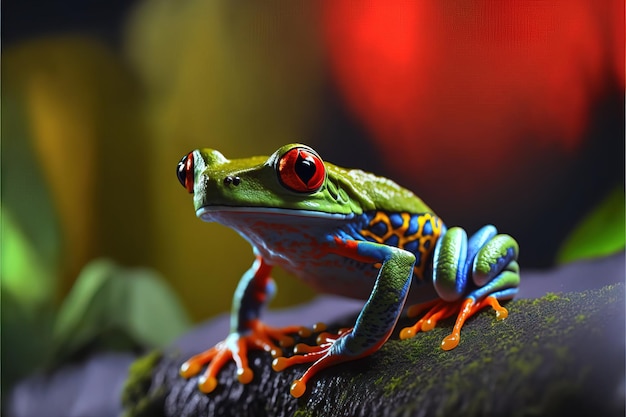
[273,236,416,398]
[179,254,310,393]
[400,225,520,350]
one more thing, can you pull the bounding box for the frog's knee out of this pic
[391,247,416,269]
[472,235,519,287]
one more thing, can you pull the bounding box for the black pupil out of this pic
[177,155,188,187]
[295,153,316,186]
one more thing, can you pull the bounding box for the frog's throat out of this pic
[196,205,354,222]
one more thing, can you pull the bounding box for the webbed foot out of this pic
[272,327,354,398]
[399,296,508,350]
[180,320,310,393]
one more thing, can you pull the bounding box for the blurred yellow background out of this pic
[2,1,327,322]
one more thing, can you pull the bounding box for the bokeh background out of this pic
[2,0,624,399]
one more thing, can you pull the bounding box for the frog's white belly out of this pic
[200,207,437,303]
[270,248,380,301]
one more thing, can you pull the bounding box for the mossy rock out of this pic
[123,283,625,417]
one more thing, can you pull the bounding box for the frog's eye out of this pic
[177,152,195,193]
[277,147,326,193]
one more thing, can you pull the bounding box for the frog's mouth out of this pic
[196,205,353,222]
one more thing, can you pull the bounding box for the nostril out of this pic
[224,176,241,186]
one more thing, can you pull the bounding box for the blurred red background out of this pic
[316,0,624,267]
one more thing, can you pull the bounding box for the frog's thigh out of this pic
[466,232,520,301]
[472,234,519,287]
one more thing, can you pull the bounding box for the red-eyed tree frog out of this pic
[176,144,520,398]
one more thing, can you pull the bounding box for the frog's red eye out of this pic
[177,152,195,193]
[277,147,326,193]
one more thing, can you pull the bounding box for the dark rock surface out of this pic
[123,254,625,417]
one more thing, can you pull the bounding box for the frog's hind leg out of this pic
[400,225,520,350]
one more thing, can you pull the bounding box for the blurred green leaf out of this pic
[1,79,61,290]
[0,206,54,400]
[0,290,55,398]
[557,187,625,264]
[1,206,56,308]
[1,65,62,397]
[52,259,191,363]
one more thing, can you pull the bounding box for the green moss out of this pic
[544,292,561,302]
[293,408,315,417]
[508,345,520,354]
[121,350,164,417]
[383,375,405,396]
[512,354,543,377]
[337,386,350,403]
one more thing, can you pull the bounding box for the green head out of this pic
[176,143,432,219]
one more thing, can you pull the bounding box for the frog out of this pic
[176,143,520,398]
